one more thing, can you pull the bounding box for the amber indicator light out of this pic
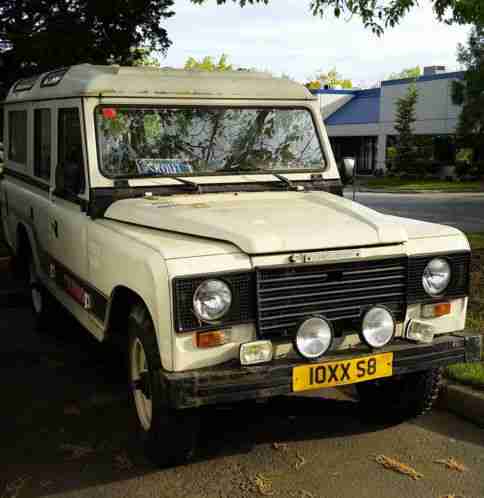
[195,331,226,348]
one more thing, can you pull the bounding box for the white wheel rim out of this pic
[130,338,152,431]
[29,262,43,314]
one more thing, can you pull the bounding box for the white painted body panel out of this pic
[105,191,411,254]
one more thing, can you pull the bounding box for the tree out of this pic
[134,48,161,67]
[388,66,422,80]
[192,0,484,36]
[393,85,419,175]
[184,54,233,71]
[452,25,484,161]
[0,0,174,96]
[306,68,352,90]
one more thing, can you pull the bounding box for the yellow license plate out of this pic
[293,352,394,392]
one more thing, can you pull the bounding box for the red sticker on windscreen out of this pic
[102,108,117,119]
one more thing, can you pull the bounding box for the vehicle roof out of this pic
[5,64,316,103]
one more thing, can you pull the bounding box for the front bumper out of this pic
[161,331,482,410]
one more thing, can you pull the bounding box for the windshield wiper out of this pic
[174,176,203,194]
[273,173,304,191]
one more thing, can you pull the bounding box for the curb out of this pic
[439,381,484,428]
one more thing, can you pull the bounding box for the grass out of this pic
[364,177,483,192]
[446,363,484,389]
[467,232,484,250]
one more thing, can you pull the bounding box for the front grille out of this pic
[407,252,471,304]
[256,257,408,339]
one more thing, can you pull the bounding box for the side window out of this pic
[57,108,85,197]
[34,109,51,181]
[8,110,27,164]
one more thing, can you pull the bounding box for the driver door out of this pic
[48,101,89,290]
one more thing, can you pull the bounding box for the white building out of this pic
[313,66,465,174]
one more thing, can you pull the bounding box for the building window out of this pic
[330,136,377,174]
[8,110,27,164]
[34,109,51,181]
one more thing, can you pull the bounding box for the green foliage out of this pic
[184,54,233,71]
[191,0,484,35]
[133,48,161,67]
[393,85,419,174]
[452,26,484,162]
[306,68,352,89]
[446,362,484,387]
[0,0,174,96]
[388,66,421,80]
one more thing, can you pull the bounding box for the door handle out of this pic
[51,220,59,238]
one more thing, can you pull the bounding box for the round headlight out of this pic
[422,258,451,296]
[361,307,395,348]
[295,317,333,360]
[193,279,232,322]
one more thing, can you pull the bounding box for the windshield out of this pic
[95,106,325,178]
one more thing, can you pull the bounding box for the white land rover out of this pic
[0,65,481,466]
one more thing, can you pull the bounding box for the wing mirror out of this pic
[342,157,356,180]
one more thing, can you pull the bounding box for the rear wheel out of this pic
[128,303,199,467]
[356,368,443,422]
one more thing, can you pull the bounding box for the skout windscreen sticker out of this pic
[136,159,193,175]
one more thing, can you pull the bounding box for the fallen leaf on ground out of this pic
[254,474,275,496]
[60,443,94,460]
[272,442,289,452]
[300,491,315,498]
[375,455,423,480]
[438,494,465,498]
[292,491,316,498]
[295,452,307,470]
[63,403,81,416]
[2,476,31,498]
[435,458,468,472]
[114,452,134,471]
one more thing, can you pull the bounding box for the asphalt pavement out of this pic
[1,300,484,498]
[345,190,484,233]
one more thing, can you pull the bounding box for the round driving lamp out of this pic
[295,317,333,360]
[361,306,395,348]
[422,258,451,296]
[193,279,232,323]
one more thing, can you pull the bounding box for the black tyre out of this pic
[27,255,57,332]
[128,303,199,467]
[356,368,443,422]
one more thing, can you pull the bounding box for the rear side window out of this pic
[34,109,51,181]
[58,108,83,165]
[57,108,85,197]
[8,110,27,164]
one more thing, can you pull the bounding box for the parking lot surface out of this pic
[346,191,484,233]
[1,301,484,498]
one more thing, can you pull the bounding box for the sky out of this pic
[158,0,471,88]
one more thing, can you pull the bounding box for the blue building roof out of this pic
[325,88,381,126]
[312,70,466,127]
[381,71,465,87]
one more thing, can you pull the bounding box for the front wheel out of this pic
[356,368,443,422]
[28,257,56,332]
[128,303,199,467]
